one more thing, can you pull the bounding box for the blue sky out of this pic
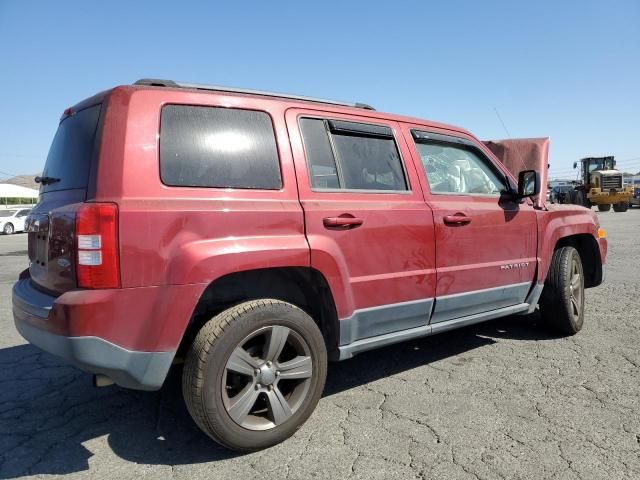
[0,0,638,181]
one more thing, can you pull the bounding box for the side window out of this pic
[17,210,30,217]
[299,117,408,192]
[160,105,282,189]
[413,133,505,195]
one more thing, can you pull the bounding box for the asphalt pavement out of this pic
[0,209,639,479]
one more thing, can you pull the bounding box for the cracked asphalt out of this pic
[1,209,639,479]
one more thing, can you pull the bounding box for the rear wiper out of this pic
[34,176,61,185]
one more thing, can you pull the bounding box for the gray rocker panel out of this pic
[337,281,541,360]
[338,302,530,360]
[339,298,434,346]
[430,282,532,324]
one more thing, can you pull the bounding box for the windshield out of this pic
[40,104,102,193]
[415,143,504,195]
[587,158,616,173]
[0,211,16,217]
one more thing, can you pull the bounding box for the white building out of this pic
[0,183,39,207]
[548,179,575,188]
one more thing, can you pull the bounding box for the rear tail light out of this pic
[75,203,120,288]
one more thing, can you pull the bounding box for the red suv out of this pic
[13,79,607,451]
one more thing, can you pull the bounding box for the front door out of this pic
[286,109,437,345]
[403,127,538,323]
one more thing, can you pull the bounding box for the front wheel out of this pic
[3,223,14,235]
[597,204,611,212]
[612,202,628,212]
[182,299,327,452]
[575,190,588,208]
[539,246,585,335]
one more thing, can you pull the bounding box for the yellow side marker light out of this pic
[598,228,606,239]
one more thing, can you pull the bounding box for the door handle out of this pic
[443,213,472,225]
[323,215,364,229]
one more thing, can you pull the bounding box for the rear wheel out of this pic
[597,204,611,212]
[539,246,585,335]
[612,202,628,212]
[182,299,327,452]
[575,190,590,208]
[3,223,14,235]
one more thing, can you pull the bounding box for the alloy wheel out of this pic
[568,257,583,319]
[222,325,313,431]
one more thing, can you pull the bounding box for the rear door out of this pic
[286,109,436,345]
[403,127,538,323]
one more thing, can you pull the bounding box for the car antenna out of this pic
[493,107,511,139]
[494,107,531,173]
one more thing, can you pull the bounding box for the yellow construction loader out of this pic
[571,156,633,212]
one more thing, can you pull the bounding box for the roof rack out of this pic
[133,78,375,111]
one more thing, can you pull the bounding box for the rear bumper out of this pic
[12,278,175,390]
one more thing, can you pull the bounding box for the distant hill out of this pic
[3,174,40,190]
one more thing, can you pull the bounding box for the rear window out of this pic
[41,104,102,193]
[299,117,408,192]
[160,105,282,189]
[332,131,407,191]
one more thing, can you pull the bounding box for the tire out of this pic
[3,223,14,235]
[539,246,585,335]
[565,191,576,205]
[182,299,327,452]
[575,190,587,208]
[612,202,628,212]
[597,204,611,212]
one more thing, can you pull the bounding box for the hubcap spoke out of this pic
[227,384,260,424]
[222,324,313,430]
[265,326,290,362]
[571,273,581,290]
[569,258,583,318]
[571,296,580,316]
[226,346,260,376]
[265,387,293,425]
[277,355,312,379]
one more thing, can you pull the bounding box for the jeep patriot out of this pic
[13,79,607,451]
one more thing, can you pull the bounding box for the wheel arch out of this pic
[177,267,341,360]
[553,234,602,288]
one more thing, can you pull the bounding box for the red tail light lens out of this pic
[76,203,120,289]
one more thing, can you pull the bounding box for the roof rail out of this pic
[133,78,375,110]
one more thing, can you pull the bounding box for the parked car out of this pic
[0,208,31,234]
[13,80,607,452]
[630,186,640,207]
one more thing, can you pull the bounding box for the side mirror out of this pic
[518,170,541,198]
[573,162,578,169]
